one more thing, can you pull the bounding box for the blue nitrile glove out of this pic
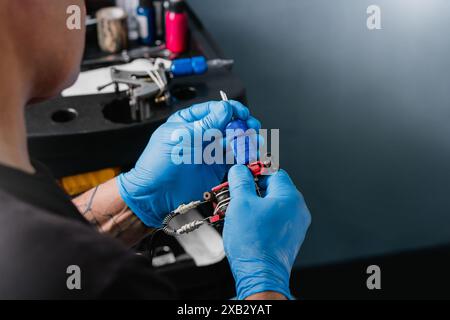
[223,165,311,300]
[117,101,261,227]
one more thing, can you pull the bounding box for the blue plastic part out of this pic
[171,58,193,77]
[226,119,248,131]
[191,56,208,74]
[171,56,208,77]
[226,119,257,165]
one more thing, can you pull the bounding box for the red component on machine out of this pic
[247,161,271,176]
[208,214,222,224]
[210,161,269,193]
[161,160,277,236]
[204,161,274,224]
[211,182,228,193]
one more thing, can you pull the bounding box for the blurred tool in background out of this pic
[165,0,189,53]
[82,45,170,68]
[90,57,234,121]
[170,56,207,77]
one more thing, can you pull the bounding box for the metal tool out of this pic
[98,65,169,121]
[97,58,235,122]
[82,46,171,67]
[209,59,235,71]
[220,90,228,101]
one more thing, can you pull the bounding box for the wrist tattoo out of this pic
[73,181,151,247]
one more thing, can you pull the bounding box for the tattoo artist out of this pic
[0,0,311,299]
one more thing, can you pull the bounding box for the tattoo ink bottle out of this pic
[137,0,155,45]
[165,0,188,53]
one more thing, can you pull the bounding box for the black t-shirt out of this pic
[0,162,175,299]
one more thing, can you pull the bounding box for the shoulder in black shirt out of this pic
[0,163,175,299]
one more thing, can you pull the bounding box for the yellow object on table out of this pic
[60,167,121,196]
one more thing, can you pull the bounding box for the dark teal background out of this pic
[190,0,450,266]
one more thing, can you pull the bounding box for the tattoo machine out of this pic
[161,91,277,236]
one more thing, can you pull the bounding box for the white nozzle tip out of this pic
[220,91,229,101]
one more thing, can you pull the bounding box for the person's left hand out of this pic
[116,101,261,227]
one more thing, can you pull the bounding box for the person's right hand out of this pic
[223,165,311,300]
[117,101,260,228]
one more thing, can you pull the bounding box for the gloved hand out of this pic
[117,101,261,227]
[223,165,311,300]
